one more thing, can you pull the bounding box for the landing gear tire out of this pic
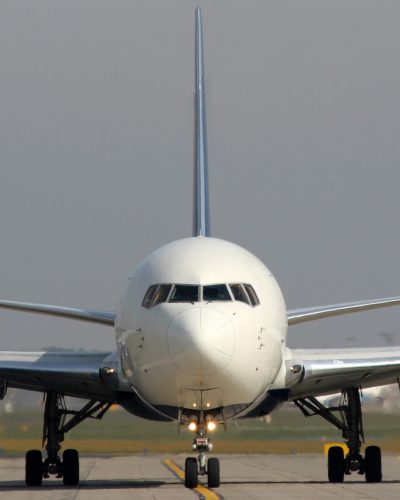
[207,457,220,488]
[62,449,80,486]
[328,446,345,483]
[184,457,198,488]
[364,445,382,483]
[25,450,43,486]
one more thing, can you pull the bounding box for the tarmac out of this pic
[0,453,399,499]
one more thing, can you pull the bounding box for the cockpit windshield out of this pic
[141,284,172,308]
[142,283,260,308]
[153,285,172,305]
[203,284,231,301]
[229,283,260,306]
[243,284,260,306]
[169,285,199,303]
[229,283,250,304]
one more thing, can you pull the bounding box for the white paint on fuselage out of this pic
[115,237,287,415]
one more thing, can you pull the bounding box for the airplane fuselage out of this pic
[115,237,287,420]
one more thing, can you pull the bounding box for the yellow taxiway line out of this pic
[163,459,221,500]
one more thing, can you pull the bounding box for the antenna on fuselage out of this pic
[193,7,210,237]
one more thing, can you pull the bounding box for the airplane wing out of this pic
[283,346,400,399]
[0,351,118,401]
[287,295,400,325]
[0,301,117,400]
[0,300,115,325]
[284,296,400,399]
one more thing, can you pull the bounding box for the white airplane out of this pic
[1,7,400,489]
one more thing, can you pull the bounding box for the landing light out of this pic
[188,422,197,432]
[207,421,216,432]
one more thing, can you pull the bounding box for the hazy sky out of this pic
[1,0,400,351]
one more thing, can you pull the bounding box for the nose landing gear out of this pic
[184,429,220,488]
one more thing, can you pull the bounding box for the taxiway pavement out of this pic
[0,453,398,499]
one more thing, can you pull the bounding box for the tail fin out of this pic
[193,7,210,237]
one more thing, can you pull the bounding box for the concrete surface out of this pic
[0,454,398,499]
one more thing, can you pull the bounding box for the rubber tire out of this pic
[184,457,198,488]
[365,445,382,483]
[63,449,80,486]
[328,446,345,483]
[25,450,43,486]
[207,457,220,488]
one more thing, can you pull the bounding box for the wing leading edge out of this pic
[0,300,115,326]
[287,295,400,325]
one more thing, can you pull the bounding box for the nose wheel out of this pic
[184,456,220,489]
[184,432,220,488]
[207,457,220,488]
[184,457,198,488]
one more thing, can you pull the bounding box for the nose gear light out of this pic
[206,421,216,432]
[188,421,198,432]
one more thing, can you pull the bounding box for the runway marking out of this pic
[163,459,222,500]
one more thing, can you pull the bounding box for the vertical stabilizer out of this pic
[194,7,210,237]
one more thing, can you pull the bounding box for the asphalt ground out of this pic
[0,454,399,499]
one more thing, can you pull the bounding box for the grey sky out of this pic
[1,0,400,351]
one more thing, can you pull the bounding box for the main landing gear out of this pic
[25,392,111,486]
[294,387,382,483]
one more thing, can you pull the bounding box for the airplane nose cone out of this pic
[167,308,234,376]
